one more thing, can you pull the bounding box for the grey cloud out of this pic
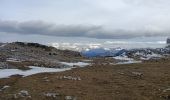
[0,20,169,39]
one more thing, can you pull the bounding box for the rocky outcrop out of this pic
[167,38,170,44]
[0,42,84,69]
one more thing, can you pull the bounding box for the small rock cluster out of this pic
[42,77,50,82]
[44,92,77,100]
[13,90,31,99]
[131,72,143,79]
[0,85,10,91]
[118,71,143,79]
[56,76,81,81]
[44,92,60,98]
[163,87,170,93]
[0,62,9,69]
[161,88,170,100]
[65,96,77,100]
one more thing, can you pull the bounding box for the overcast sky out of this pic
[0,0,170,39]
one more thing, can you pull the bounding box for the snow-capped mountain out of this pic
[81,48,126,57]
[81,46,170,59]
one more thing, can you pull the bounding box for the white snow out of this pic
[60,62,90,67]
[113,55,141,65]
[141,53,162,60]
[135,52,163,60]
[0,44,6,48]
[116,60,142,65]
[113,56,133,61]
[0,66,71,79]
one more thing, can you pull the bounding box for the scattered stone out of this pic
[43,77,48,79]
[0,62,9,69]
[33,63,39,66]
[42,77,50,82]
[44,92,60,98]
[77,77,81,81]
[65,96,77,100]
[18,90,30,97]
[131,72,143,78]
[56,76,81,81]
[163,87,170,92]
[14,90,31,99]
[64,76,72,80]
[11,50,16,52]
[6,58,22,62]
[118,72,125,75]
[0,85,10,91]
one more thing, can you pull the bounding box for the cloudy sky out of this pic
[0,0,170,39]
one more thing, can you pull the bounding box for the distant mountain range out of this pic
[81,48,127,57]
[81,45,170,59]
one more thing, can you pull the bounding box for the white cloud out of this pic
[0,0,170,39]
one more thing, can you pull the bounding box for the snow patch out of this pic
[113,55,141,65]
[60,62,90,67]
[135,52,163,60]
[116,60,142,65]
[0,44,6,48]
[113,56,133,61]
[0,66,71,79]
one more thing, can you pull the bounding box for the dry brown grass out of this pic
[0,59,170,100]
